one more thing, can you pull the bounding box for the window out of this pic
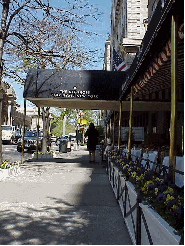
[1,126,12,131]
[162,89,165,100]
[137,115,140,127]
[155,91,159,100]
[140,114,143,126]
[168,87,171,100]
[134,117,136,127]
[153,127,157,133]
[152,113,157,133]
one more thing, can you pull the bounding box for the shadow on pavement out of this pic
[0,149,132,245]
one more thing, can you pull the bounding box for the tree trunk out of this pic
[0,1,10,163]
[41,107,50,153]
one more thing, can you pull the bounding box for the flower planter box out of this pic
[109,162,119,193]
[32,153,53,159]
[107,163,181,245]
[124,181,138,245]
[109,161,127,214]
[8,166,14,176]
[140,203,181,245]
[0,169,9,179]
[116,174,126,217]
[0,163,20,180]
[109,162,123,192]
[120,181,180,245]
[13,164,20,174]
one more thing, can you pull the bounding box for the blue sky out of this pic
[12,0,111,107]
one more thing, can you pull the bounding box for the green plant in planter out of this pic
[1,160,19,169]
[0,163,10,169]
[37,151,53,155]
[12,161,19,166]
[0,163,5,169]
[110,152,184,234]
[0,160,11,169]
[80,143,86,146]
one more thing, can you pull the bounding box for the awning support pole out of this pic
[113,111,116,150]
[118,101,122,152]
[36,107,40,159]
[169,14,178,182]
[128,86,133,160]
[21,99,26,164]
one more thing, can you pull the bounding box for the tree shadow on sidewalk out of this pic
[0,199,131,245]
[0,150,132,245]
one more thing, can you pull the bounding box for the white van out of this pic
[1,125,14,144]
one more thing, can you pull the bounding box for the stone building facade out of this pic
[110,0,148,68]
[103,39,111,71]
[1,82,31,129]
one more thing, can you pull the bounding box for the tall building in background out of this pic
[110,0,148,68]
[103,0,148,130]
[103,39,111,71]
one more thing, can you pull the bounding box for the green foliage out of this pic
[96,125,104,136]
[51,109,100,137]
[80,143,86,146]
[81,110,98,125]
[51,120,75,137]
[96,125,105,143]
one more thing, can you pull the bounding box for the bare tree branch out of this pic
[5,0,31,37]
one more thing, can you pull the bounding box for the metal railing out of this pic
[99,143,106,161]
[106,156,184,245]
[108,161,153,244]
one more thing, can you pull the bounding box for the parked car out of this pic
[17,130,51,152]
[51,135,57,142]
[12,130,22,144]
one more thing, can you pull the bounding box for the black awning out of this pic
[24,69,127,102]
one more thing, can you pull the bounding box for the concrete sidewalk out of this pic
[0,146,132,245]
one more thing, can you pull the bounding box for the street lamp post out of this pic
[63,108,66,136]
[76,109,79,146]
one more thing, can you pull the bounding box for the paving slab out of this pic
[0,146,132,245]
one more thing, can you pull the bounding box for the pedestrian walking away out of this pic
[85,123,99,163]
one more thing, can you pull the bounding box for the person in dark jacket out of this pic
[85,123,99,162]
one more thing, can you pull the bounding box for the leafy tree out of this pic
[80,110,98,126]
[51,120,75,137]
[51,108,99,139]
